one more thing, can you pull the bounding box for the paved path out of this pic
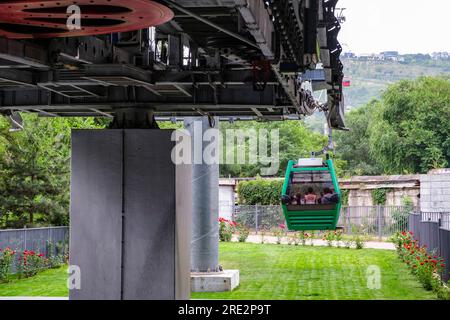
[233,234,396,250]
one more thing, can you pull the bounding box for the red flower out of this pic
[38,253,44,258]
[229,221,237,227]
[420,262,424,266]
[416,256,421,261]
[441,264,446,268]
[279,224,286,229]
[218,217,229,223]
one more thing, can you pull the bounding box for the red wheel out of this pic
[0,0,173,39]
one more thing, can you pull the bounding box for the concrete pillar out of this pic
[69,129,192,300]
[184,117,220,273]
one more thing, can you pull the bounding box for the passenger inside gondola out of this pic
[304,187,317,204]
[321,187,339,204]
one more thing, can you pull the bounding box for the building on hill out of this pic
[380,51,400,61]
[431,52,450,60]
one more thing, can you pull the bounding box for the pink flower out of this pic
[279,224,286,230]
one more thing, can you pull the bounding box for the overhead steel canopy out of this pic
[0,0,346,129]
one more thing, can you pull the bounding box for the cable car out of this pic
[281,158,341,231]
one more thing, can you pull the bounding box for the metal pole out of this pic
[185,117,220,273]
[255,205,259,235]
[377,206,382,241]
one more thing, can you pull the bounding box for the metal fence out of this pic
[0,226,69,256]
[409,212,450,282]
[233,205,416,239]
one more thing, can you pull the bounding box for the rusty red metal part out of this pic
[0,0,173,39]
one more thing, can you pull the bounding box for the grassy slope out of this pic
[192,243,436,300]
[0,244,435,300]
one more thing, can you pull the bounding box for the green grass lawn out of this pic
[192,243,436,300]
[0,243,436,300]
[0,266,68,297]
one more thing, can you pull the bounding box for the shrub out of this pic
[219,218,236,242]
[298,231,310,246]
[322,231,335,247]
[344,238,354,249]
[393,231,449,298]
[371,188,389,205]
[335,230,343,248]
[309,231,316,246]
[236,224,250,243]
[351,224,367,249]
[17,250,45,278]
[46,241,66,269]
[272,224,287,244]
[259,228,267,244]
[287,232,299,246]
[237,179,283,205]
[0,247,16,283]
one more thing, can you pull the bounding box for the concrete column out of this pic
[70,129,192,300]
[184,117,220,273]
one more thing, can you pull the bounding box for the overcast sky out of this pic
[338,0,450,54]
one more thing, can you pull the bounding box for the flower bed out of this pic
[0,246,67,283]
[391,231,450,299]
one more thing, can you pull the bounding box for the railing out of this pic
[233,205,415,239]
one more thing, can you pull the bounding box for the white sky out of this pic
[338,0,450,54]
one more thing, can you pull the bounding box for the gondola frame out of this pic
[281,158,342,231]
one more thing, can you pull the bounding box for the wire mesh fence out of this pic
[0,226,69,254]
[233,205,418,239]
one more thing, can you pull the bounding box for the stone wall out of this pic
[420,169,450,212]
[340,175,420,207]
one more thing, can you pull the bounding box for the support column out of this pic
[184,117,220,273]
[185,117,239,292]
[69,129,192,300]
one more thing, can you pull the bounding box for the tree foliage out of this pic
[336,76,450,175]
[0,115,103,228]
[220,121,328,177]
[237,179,283,205]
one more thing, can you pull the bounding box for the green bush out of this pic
[219,218,235,242]
[371,188,389,205]
[237,179,283,205]
[0,248,15,283]
[17,250,45,278]
[236,224,250,243]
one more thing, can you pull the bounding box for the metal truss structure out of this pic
[0,0,346,129]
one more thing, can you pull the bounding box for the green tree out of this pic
[334,100,382,176]
[220,121,327,177]
[369,77,450,174]
[0,115,102,228]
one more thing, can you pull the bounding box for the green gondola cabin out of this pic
[281,158,341,231]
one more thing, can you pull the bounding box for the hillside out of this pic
[342,57,450,108]
[305,57,450,133]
